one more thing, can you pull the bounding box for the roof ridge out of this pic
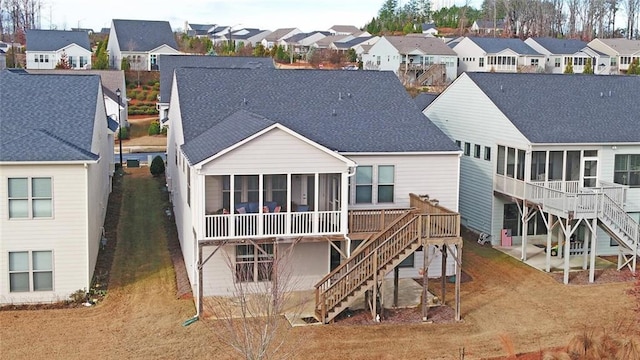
[37,129,99,160]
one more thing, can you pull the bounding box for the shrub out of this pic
[148,120,160,135]
[118,126,129,140]
[128,89,138,98]
[145,107,158,115]
[153,82,160,91]
[136,92,147,101]
[146,91,158,101]
[147,80,157,87]
[150,156,165,176]
[161,126,168,136]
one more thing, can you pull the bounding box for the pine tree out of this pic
[55,52,71,69]
[564,60,574,74]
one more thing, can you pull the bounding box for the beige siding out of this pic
[200,128,349,175]
[347,153,460,211]
[202,242,329,296]
[0,165,88,304]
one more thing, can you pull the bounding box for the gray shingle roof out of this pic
[467,37,541,55]
[529,37,587,54]
[26,29,91,52]
[594,38,640,54]
[175,68,459,164]
[414,92,438,111]
[111,19,178,51]
[385,36,456,55]
[27,69,125,103]
[333,36,373,49]
[0,71,102,161]
[158,55,275,103]
[264,28,297,42]
[466,72,640,144]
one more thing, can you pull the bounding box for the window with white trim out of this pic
[614,154,640,187]
[377,165,395,203]
[464,142,471,156]
[9,251,53,292]
[235,244,274,282]
[484,146,491,161]
[8,177,53,219]
[474,144,481,158]
[355,166,373,203]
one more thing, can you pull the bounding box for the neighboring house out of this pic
[421,23,438,35]
[27,69,128,129]
[525,37,612,74]
[0,49,5,70]
[226,28,272,47]
[453,37,544,74]
[330,36,379,55]
[184,22,215,38]
[362,36,458,85]
[70,27,94,35]
[328,25,361,36]
[587,38,640,74]
[260,28,302,49]
[0,70,115,305]
[311,34,352,49]
[425,72,640,284]
[25,29,91,70]
[107,19,180,70]
[156,54,275,127]
[470,20,506,35]
[166,68,463,323]
[279,31,329,53]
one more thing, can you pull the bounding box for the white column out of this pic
[258,174,264,236]
[286,173,292,235]
[521,205,529,261]
[563,219,572,284]
[589,218,597,282]
[229,174,235,237]
[341,171,349,235]
[545,213,553,272]
[314,172,319,233]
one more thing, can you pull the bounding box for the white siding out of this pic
[107,24,122,69]
[362,37,401,71]
[346,153,460,211]
[0,165,89,304]
[425,74,530,234]
[201,242,329,296]
[452,38,487,74]
[200,128,350,175]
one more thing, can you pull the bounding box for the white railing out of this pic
[599,195,639,250]
[203,211,342,239]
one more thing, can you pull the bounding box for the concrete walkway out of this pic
[495,244,616,272]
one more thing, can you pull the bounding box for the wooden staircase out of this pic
[416,64,445,86]
[597,193,639,270]
[315,211,420,323]
[315,197,461,324]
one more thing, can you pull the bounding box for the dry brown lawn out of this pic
[1,169,638,359]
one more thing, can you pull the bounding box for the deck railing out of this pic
[204,210,342,239]
[347,209,408,233]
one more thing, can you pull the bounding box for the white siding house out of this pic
[362,36,458,85]
[426,72,640,283]
[524,37,612,75]
[166,68,463,321]
[453,37,544,74]
[108,19,180,70]
[0,70,115,305]
[25,30,92,70]
[587,38,640,74]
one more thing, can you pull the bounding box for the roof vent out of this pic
[600,92,604,97]
[609,90,612,97]
[243,98,247,105]
[347,92,352,98]
[500,85,503,92]
[332,109,337,116]
[338,92,342,100]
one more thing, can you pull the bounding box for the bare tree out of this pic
[206,242,307,360]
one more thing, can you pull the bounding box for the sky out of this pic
[42,0,390,33]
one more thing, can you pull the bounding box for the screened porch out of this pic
[203,173,347,239]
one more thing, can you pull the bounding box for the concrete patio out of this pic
[495,243,617,272]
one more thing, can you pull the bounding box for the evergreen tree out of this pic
[628,58,640,75]
[564,60,574,74]
[55,52,71,69]
[583,58,594,74]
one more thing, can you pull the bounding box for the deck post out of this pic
[372,249,378,321]
[589,218,597,283]
[582,219,590,270]
[521,205,529,261]
[546,213,553,273]
[393,267,399,308]
[455,244,461,321]
[422,238,429,321]
[441,245,447,304]
[563,219,572,284]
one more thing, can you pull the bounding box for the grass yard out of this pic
[1,169,638,359]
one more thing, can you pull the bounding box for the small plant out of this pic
[148,120,160,135]
[161,125,168,136]
[69,289,88,304]
[150,155,165,176]
[118,126,129,140]
[136,92,147,101]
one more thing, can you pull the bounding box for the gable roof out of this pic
[0,71,102,162]
[230,28,270,41]
[333,36,374,50]
[593,38,640,54]
[264,28,298,42]
[422,23,437,31]
[465,72,640,144]
[466,37,541,55]
[329,25,361,34]
[385,36,456,55]
[528,37,588,54]
[175,68,459,164]
[158,55,275,103]
[111,19,178,52]
[26,29,91,52]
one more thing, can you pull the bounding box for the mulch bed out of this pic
[334,305,457,325]
[550,267,637,285]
